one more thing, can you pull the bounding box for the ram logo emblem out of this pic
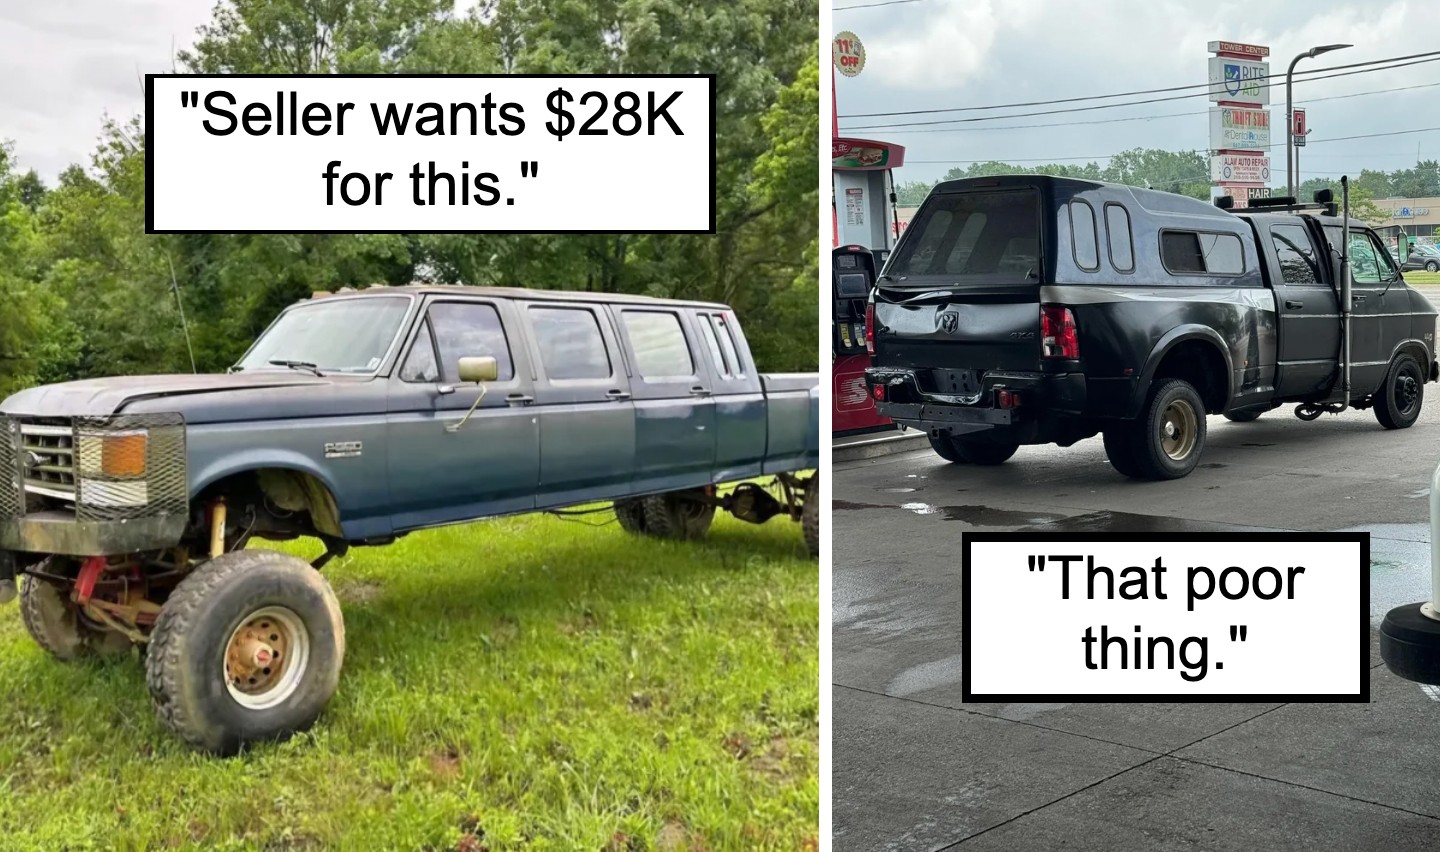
[940,312,959,334]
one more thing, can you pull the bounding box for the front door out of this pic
[1269,221,1341,399]
[386,298,540,530]
[1344,227,1409,396]
[612,306,717,494]
[521,302,638,508]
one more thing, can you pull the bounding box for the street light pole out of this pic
[1286,43,1352,198]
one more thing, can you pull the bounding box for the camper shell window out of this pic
[1160,230,1245,276]
[890,189,1041,283]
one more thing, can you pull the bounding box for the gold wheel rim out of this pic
[1160,399,1198,461]
[224,606,308,710]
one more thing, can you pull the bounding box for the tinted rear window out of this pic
[1160,231,1244,275]
[891,189,1040,281]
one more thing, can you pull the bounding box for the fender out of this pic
[189,449,387,540]
[1386,338,1435,383]
[1125,325,1235,418]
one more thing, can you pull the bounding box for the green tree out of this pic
[894,180,935,206]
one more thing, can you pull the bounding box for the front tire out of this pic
[19,565,133,661]
[1375,353,1425,430]
[146,549,345,755]
[1121,378,1207,480]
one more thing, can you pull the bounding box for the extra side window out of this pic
[622,310,695,379]
[1160,230,1244,276]
[429,302,515,382]
[530,306,612,380]
[1069,200,1099,271]
[1104,203,1134,273]
[698,314,730,378]
[400,319,440,383]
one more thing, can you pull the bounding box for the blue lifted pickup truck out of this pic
[0,285,818,753]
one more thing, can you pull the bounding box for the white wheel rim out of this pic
[224,606,310,710]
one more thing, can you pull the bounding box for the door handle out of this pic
[1353,294,1367,304]
[506,393,534,406]
[606,389,632,401]
[690,386,712,397]
[1285,300,1304,309]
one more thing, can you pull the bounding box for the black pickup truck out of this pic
[865,175,1439,479]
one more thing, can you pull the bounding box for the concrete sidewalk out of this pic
[833,405,1440,850]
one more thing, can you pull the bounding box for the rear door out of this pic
[873,187,1042,386]
[1267,221,1341,398]
[522,301,637,508]
[696,310,767,483]
[613,306,716,494]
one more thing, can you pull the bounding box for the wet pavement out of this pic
[833,402,1440,850]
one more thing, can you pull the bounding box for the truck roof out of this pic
[302,284,731,311]
[1232,210,1372,230]
[930,174,1229,218]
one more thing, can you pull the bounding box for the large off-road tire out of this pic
[613,498,647,534]
[929,434,1019,466]
[802,477,819,558]
[1223,409,1264,423]
[640,489,715,540]
[19,567,132,661]
[1120,378,1207,480]
[146,549,345,755]
[1375,353,1425,430]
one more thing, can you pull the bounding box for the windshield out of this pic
[237,296,411,374]
[887,189,1040,285]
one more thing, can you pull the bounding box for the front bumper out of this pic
[0,511,187,556]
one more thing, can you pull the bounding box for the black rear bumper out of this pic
[867,367,1093,440]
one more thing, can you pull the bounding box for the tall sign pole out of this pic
[1207,41,1271,209]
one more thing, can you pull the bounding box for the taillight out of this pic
[1040,306,1079,359]
[864,302,875,355]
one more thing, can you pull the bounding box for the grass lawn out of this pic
[0,501,818,850]
[1406,271,1440,286]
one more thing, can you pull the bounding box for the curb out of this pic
[834,429,927,463]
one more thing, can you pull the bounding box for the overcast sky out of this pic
[833,0,1437,191]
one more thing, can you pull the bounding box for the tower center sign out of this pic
[1208,40,1271,201]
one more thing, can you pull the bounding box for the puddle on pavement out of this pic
[1034,510,1262,534]
[942,505,1067,527]
[886,654,966,697]
[1340,523,1434,623]
[881,487,917,493]
[902,502,940,515]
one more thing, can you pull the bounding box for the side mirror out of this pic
[457,356,498,383]
[445,356,498,433]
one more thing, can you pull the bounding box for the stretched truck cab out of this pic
[866,175,1438,478]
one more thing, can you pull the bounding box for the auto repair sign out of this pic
[1210,154,1271,183]
[1210,106,1270,149]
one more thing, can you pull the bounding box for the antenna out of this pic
[166,254,198,374]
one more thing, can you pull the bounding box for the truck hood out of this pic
[0,373,330,418]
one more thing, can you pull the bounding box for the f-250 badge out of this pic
[324,441,363,459]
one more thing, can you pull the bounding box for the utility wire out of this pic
[841,56,1440,130]
[835,0,924,9]
[859,80,1440,136]
[839,49,1440,118]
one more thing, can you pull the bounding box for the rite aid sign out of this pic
[1211,153,1271,183]
[1208,57,1270,104]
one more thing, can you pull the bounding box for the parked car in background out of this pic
[1403,243,1440,273]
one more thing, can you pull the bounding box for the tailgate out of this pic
[874,292,1042,375]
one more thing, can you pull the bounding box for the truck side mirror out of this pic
[445,356,498,433]
[457,356,498,383]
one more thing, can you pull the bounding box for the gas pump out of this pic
[832,136,905,435]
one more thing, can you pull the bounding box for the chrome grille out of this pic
[20,422,76,502]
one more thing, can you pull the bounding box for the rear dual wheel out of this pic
[1106,379,1207,480]
[927,434,1019,466]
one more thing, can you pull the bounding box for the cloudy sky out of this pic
[833,0,1438,190]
